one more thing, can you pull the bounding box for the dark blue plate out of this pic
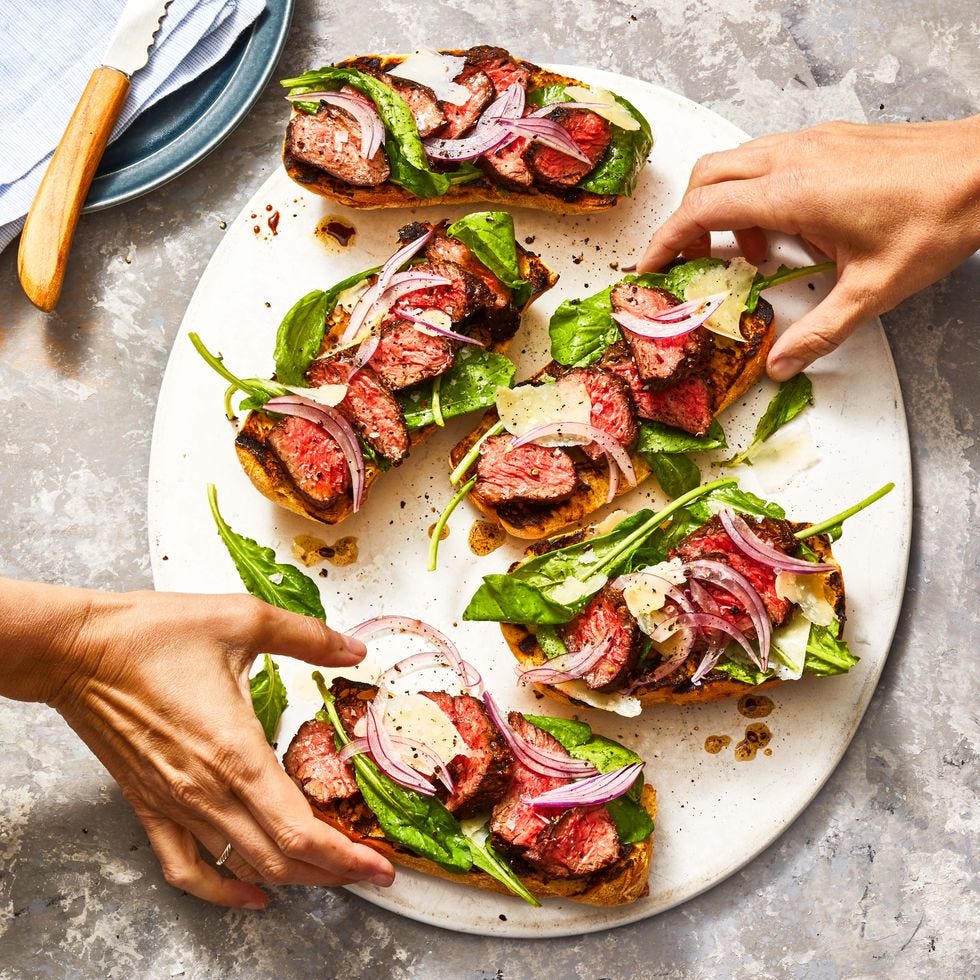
[86,0,294,212]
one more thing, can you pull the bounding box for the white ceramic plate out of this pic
[148,67,912,938]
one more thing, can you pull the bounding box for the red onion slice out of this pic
[340,271,451,346]
[526,762,644,810]
[497,117,592,164]
[611,292,728,339]
[394,307,487,347]
[338,730,454,793]
[422,83,525,161]
[338,736,370,762]
[690,643,727,686]
[517,635,614,687]
[655,611,762,671]
[719,508,835,574]
[511,422,636,489]
[482,693,599,778]
[364,702,437,794]
[263,397,366,512]
[349,333,380,373]
[285,91,385,160]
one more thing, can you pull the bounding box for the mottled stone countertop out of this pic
[0,2,977,977]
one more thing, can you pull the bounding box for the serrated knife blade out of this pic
[103,0,173,77]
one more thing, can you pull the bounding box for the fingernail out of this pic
[243,900,267,911]
[768,355,806,382]
[369,870,395,888]
[343,636,367,660]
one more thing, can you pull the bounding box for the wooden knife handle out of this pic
[17,66,130,312]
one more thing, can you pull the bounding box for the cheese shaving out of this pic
[563,85,641,131]
[495,378,592,446]
[389,48,470,106]
[284,383,347,407]
[553,680,642,717]
[382,693,470,773]
[684,257,757,341]
[776,571,836,627]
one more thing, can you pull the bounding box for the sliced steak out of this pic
[267,415,350,506]
[425,234,510,309]
[611,283,710,388]
[372,319,455,391]
[479,134,533,190]
[562,367,637,463]
[639,376,715,436]
[436,68,494,139]
[671,515,797,626]
[475,435,577,506]
[307,358,410,464]
[522,805,623,878]
[285,104,390,186]
[283,719,359,805]
[490,713,567,854]
[561,587,642,689]
[423,692,513,818]
[463,46,532,96]
[525,108,611,190]
[599,341,663,420]
[398,260,495,323]
[384,76,445,137]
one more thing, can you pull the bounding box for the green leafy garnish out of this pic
[636,420,727,499]
[190,333,287,413]
[725,374,813,466]
[397,349,515,431]
[428,477,477,572]
[462,823,541,907]
[803,620,859,676]
[281,68,455,198]
[549,281,624,368]
[535,625,569,660]
[645,452,702,498]
[447,212,532,306]
[745,261,835,314]
[207,484,325,619]
[273,268,378,386]
[250,654,288,744]
[794,482,895,542]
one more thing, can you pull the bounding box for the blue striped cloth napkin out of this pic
[0,0,266,253]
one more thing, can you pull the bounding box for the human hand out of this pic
[636,116,980,379]
[16,584,395,909]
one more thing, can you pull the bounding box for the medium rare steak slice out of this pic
[640,376,715,436]
[307,359,410,464]
[599,341,662,420]
[283,719,359,805]
[372,319,455,391]
[463,46,532,96]
[423,692,514,818]
[398,260,494,323]
[382,75,445,137]
[285,104,390,186]
[561,587,642,690]
[561,367,637,463]
[475,435,577,506]
[436,68,494,138]
[611,283,710,388]
[479,135,533,190]
[671,515,797,626]
[425,234,510,310]
[525,108,611,190]
[267,416,350,507]
[522,805,623,878]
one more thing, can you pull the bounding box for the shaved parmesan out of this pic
[620,559,687,638]
[743,417,820,493]
[335,279,371,313]
[389,48,470,106]
[381,693,469,772]
[408,308,452,335]
[284,383,348,407]
[553,680,642,717]
[776,571,836,627]
[684,257,757,341]
[563,85,641,131]
[549,573,607,606]
[495,378,592,446]
[593,509,630,536]
[769,609,811,680]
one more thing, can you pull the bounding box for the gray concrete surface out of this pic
[1,1,977,977]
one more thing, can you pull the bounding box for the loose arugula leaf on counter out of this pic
[273,267,379,386]
[745,261,835,313]
[725,374,813,466]
[207,484,326,620]
[447,212,532,306]
[281,67,454,198]
[250,654,288,744]
[398,348,516,431]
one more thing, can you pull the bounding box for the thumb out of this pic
[766,269,875,380]
[243,599,367,669]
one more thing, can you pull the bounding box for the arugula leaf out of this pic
[726,374,813,466]
[273,268,378,386]
[189,333,287,411]
[281,68,453,198]
[447,212,532,306]
[398,349,515,430]
[250,654,288,744]
[316,678,473,874]
[207,485,326,618]
[462,823,540,906]
[714,657,770,686]
[689,484,786,521]
[794,482,894,542]
[803,620,859,676]
[636,418,727,455]
[606,795,656,845]
[745,261,835,314]
[645,452,702,498]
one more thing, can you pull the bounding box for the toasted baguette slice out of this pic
[500,524,845,709]
[283,52,624,214]
[235,233,555,525]
[449,299,775,540]
[306,783,657,906]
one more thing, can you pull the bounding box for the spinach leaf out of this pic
[535,625,569,660]
[316,679,473,874]
[606,795,656,845]
[447,212,532,306]
[636,418,727,455]
[645,452,702,498]
[714,657,770,686]
[398,349,515,430]
[803,621,859,676]
[281,68,452,198]
[523,714,593,748]
[463,824,540,906]
[726,374,813,466]
[273,268,378,386]
[250,654,288,744]
[662,257,725,297]
[207,484,326,619]
[549,283,623,367]
[745,261,835,313]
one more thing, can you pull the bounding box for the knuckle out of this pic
[169,776,206,811]
[684,183,712,220]
[273,825,313,861]
[259,858,293,886]
[688,153,716,186]
[160,861,192,892]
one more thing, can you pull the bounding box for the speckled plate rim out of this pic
[83,0,294,212]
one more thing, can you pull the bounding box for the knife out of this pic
[17,0,172,312]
